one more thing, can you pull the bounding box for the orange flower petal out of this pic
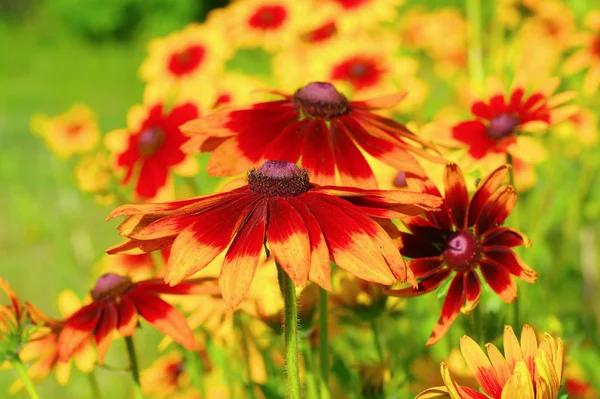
[500,361,534,399]
[467,165,509,228]
[460,335,503,397]
[444,163,469,229]
[95,302,118,365]
[475,186,518,236]
[300,119,336,185]
[503,325,524,372]
[486,343,511,386]
[116,295,138,336]
[59,304,103,362]
[479,260,518,303]
[427,274,465,346]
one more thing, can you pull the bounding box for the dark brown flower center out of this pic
[248,160,311,197]
[443,231,481,270]
[138,127,165,157]
[486,114,519,139]
[91,273,133,302]
[292,81,350,120]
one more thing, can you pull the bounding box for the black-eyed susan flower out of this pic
[387,163,537,345]
[30,104,99,159]
[56,274,219,365]
[564,10,600,96]
[181,82,442,188]
[415,325,565,399]
[105,100,199,200]
[107,160,442,309]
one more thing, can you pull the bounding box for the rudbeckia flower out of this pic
[563,10,600,96]
[107,160,442,309]
[415,325,565,399]
[105,100,199,199]
[30,104,99,159]
[181,81,442,188]
[139,24,229,91]
[57,274,219,364]
[326,0,403,32]
[451,79,576,162]
[387,163,537,345]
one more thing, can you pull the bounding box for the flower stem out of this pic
[319,288,331,399]
[301,337,319,399]
[466,0,484,94]
[88,370,101,399]
[125,335,144,399]
[370,318,384,361]
[11,358,40,399]
[277,265,302,399]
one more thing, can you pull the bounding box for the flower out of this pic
[95,250,169,281]
[57,274,219,364]
[563,11,600,96]
[181,81,442,188]
[409,349,478,394]
[0,278,27,362]
[451,80,576,162]
[106,160,442,309]
[415,324,565,399]
[387,163,537,345]
[326,0,404,32]
[9,291,95,391]
[105,100,199,199]
[30,104,99,159]
[139,24,229,91]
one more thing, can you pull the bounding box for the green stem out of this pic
[301,338,319,399]
[88,370,101,399]
[125,336,144,399]
[319,288,330,399]
[370,318,384,361]
[466,0,484,94]
[277,265,301,399]
[11,358,40,399]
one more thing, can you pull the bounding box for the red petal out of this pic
[266,197,311,286]
[58,304,103,362]
[288,198,332,290]
[165,195,259,284]
[479,260,518,303]
[409,257,445,278]
[117,295,138,336]
[451,121,493,160]
[427,273,466,346]
[262,120,308,163]
[95,302,118,365]
[129,292,197,350]
[463,270,482,312]
[488,94,507,114]
[467,165,509,227]
[402,215,447,243]
[475,186,517,235]
[135,159,168,199]
[330,121,377,188]
[387,268,452,297]
[471,101,492,119]
[399,232,443,258]
[483,247,538,283]
[300,119,336,185]
[134,278,220,296]
[481,227,530,248]
[444,163,469,229]
[508,89,525,112]
[219,200,268,309]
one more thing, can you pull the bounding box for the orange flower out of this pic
[105,100,199,199]
[181,81,441,187]
[564,11,600,96]
[387,164,537,345]
[415,325,565,399]
[325,0,404,32]
[107,160,442,309]
[0,278,26,360]
[30,104,99,159]
[57,274,218,364]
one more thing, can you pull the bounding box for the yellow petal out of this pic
[501,361,534,399]
[58,290,83,318]
[55,361,72,386]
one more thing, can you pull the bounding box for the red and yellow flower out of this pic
[181,81,441,188]
[415,325,565,399]
[30,104,99,159]
[387,163,537,345]
[107,160,441,309]
[325,0,404,32]
[57,274,218,364]
[139,24,229,92]
[0,278,26,360]
[563,10,600,96]
[105,100,199,200]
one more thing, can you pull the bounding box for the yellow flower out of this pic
[415,324,565,399]
[140,23,230,94]
[325,0,404,33]
[31,104,99,159]
[563,10,600,96]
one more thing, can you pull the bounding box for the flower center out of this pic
[248,5,287,30]
[443,231,481,270]
[91,273,133,302]
[393,171,407,188]
[248,160,311,197]
[292,81,350,120]
[330,56,382,91]
[65,123,83,136]
[167,45,206,77]
[138,127,165,157]
[486,114,520,139]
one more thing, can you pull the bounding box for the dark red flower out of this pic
[181,81,442,188]
[387,163,537,345]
